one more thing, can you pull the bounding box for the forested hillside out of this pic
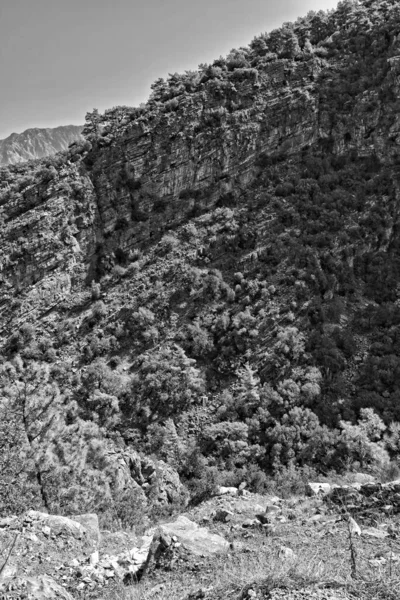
[1,0,400,524]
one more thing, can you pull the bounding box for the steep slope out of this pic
[1,0,400,523]
[0,125,83,165]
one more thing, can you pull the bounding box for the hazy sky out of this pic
[0,0,339,139]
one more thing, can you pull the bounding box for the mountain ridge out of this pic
[0,124,83,165]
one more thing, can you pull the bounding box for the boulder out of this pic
[26,511,85,539]
[255,513,270,525]
[352,473,377,484]
[0,576,73,600]
[159,516,229,556]
[360,482,382,496]
[213,509,234,523]
[306,482,331,496]
[241,518,260,528]
[216,486,238,496]
[266,504,281,514]
[329,485,362,503]
[153,460,189,507]
[387,479,400,493]
[107,447,188,509]
[0,516,19,529]
[363,527,389,539]
[0,564,17,582]
[71,513,100,547]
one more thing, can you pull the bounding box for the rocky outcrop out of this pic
[1,2,399,311]
[0,159,98,327]
[0,511,229,594]
[87,59,319,252]
[104,446,189,510]
[327,479,400,516]
[0,125,83,165]
[0,511,100,544]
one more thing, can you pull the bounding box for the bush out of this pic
[91,301,107,321]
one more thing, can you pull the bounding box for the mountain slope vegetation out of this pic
[1,0,400,523]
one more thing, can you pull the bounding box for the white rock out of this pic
[90,551,99,566]
[363,527,389,539]
[279,546,296,560]
[128,564,140,574]
[27,511,85,539]
[306,482,331,496]
[15,575,75,599]
[0,564,18,581]
[217,486,238,496]
[352,473,376,484]
[348,517,361,537]
[104,570,114,578]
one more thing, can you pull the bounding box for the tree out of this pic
[339,408,389,469]
[234,363,260,418]
[82,108,101,141]
[128,344,205,428]
[267,24,301,58]
[0,358,64,512]
[267,407,338,470]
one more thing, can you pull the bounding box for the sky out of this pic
[0,0,339,140]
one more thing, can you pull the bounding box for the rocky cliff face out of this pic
[0,125,83,165]
[88,59,319,250]
[2,2,399,305]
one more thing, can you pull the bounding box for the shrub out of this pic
[159,234,179,253]
[91,301,107,321]
[128,345,205,428]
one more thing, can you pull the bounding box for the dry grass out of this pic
[96,514,400,600]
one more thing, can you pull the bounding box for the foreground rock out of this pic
[0,510,100,545]
[327,479,400,516]
[0,575,74,600]
[0,511,230,594]
[159,515,230,556]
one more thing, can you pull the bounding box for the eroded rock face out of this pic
[104,446,189,511]
[0,162,98,324]
[88,59,319,252]
[3,15,399,310]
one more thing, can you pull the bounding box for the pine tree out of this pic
[0,358,64,512]
[235,363,260,418]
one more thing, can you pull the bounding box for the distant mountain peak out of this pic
[0,124,83,165]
